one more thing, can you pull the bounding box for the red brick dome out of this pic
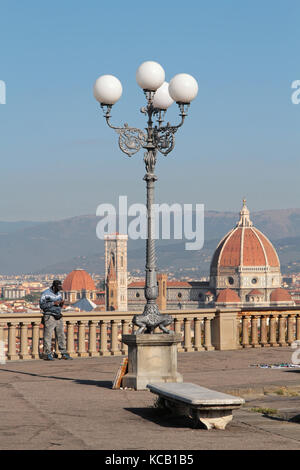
[216,289,241,303]
[211,201,280,270]
[62,269,96,291]
[270,288,292,302]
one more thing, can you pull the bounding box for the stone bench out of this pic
[147,382,245,430]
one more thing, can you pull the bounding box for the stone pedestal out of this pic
[211,309,239,350]
[122,334,183,391]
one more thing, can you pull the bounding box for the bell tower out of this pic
[105,233,128,311]
[106,256,118,311]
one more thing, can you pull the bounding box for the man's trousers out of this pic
[43,315,67,355]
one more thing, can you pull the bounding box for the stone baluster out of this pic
[88,320,98,357]
[237,319,242,349]
[7,322,18,360]
[78,321,88,357]
[204,317,214,351]
[287,315,295,345]
[250,316,260,348]
[20,322,31,360]
[31,321,40,359]
[174,318,183,352]
[194,318,204,351]
[67,321,76,357]
[0,323,6,363]
[269,315,279,347]
[241,316,250,348]
[110,320,120,356]
[100,321,109,356]
[260,316,269,347]
[278,315,287,347]
[0,323,5,342]
[296,315,300,341]
[184,318,193,352]
[121,320,130,355]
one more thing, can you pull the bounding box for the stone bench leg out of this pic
[162,397,234,430]
[190,409,233,430]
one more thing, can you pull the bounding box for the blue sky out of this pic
[0,0,299,221]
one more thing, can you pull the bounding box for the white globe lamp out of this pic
[153,82,174,110]
[93,75,123,105]
[136,61,165,91]
[169,73,198,103]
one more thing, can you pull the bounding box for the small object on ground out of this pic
[44,353,55,361]
[61,353,73,360]
[250,363,300,369]
[249,407,278,415]
[112,357,128,390]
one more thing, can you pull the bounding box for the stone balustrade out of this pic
[0,310,216,361]
[0,307,299,361]
[239,308,300,348]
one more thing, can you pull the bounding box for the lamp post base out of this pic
[132,303,173,334]
[122,333,183,390]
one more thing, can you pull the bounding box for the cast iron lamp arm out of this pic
[101,104,147,157]
[153,107,188,156]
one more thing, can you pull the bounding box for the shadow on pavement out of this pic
[124,407,196,429]
[0,369,113,389]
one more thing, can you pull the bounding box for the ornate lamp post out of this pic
[94,61,198,335]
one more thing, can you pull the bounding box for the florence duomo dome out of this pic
[209,200,292,305]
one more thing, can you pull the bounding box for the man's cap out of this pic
[52,279,62,287]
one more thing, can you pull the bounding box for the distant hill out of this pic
[1,208,300,275]
[37,236,300,278]
[0,221,42,234]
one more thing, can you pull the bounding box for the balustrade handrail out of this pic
[0,308,218,324]
[239,308,300,317]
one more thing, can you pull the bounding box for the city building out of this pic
[1,287,27,300]
[121,200,294,310]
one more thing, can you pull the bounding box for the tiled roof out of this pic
[216,288,241,303]
[270,288,292,302]
[128,281,145,287]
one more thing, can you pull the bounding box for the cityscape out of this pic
[1,0,300,455]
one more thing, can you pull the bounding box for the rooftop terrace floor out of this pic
[0,347,300,450]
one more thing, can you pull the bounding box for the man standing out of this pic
[40,280,72,361]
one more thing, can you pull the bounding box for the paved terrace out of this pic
[0,347,300,450]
